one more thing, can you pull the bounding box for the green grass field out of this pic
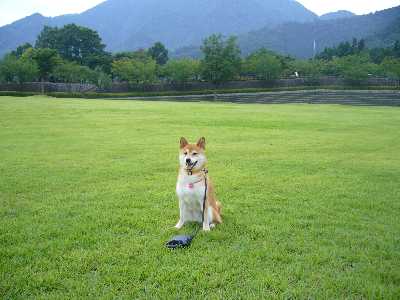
[1,96,399,299]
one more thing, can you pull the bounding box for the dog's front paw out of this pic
[203,224,211,232]
[175,220,184,229]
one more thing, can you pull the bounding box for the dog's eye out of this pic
[192,153,198,156]
[184,152,188,155]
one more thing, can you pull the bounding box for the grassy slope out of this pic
[0,96,399,299]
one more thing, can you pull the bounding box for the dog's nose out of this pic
[186,158,191,164]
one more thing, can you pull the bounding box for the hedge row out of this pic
[0,85,399,99]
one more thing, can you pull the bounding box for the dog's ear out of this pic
[197,137,206,150]
[180,137,188,149]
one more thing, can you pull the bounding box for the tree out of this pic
[0,54,39,83]
[35,24,109,69]
[393,41,400,58]
[113,52,136,61]
[148,42,169,65]
[333,54,377,84]
[351,38,358,51]
[52,62,98,84]
[288,59,324,78]
[200,34,241,84]
[11,43,33,58]
[111,59,133,82]
[112,58,157,84]
[24,48,62,81]
[278,55,296,76]
[113,50,152,62]
[35,26,59,49]
[317,38,366,60]
[337,41,353,57]
[381,57,400,79]
[85,53,113,74]
[163,59,200,84]
[369,47,389,64]
[243,49,283,80]
[358,39,366,52]
[96,71,113,90]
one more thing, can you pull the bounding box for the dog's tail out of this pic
[216,201,222,215]
[213,201,223,224]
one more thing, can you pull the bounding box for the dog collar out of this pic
[187,168,209,189]
[186,167,208,176]
[186,161,198,175]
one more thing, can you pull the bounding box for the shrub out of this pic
[112,58,157,84]
[163,59,200,84]
[52,62,98,84]
[381,57,400,79]
[243,49,283,80]
[0,55,39,84]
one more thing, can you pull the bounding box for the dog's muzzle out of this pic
[186,160,198,171]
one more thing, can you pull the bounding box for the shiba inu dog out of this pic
[175,137,222,231]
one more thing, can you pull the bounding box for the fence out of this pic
[0,82,97,93]
[0,77,399,93]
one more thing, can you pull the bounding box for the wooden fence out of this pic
[0,77,399,93]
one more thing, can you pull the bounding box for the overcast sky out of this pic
[0,0,399,27]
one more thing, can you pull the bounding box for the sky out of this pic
[0,0,399,27]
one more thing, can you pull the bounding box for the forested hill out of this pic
[0,0,317,57]
[238,6,400,58]
[319,10,355,21]
[365,17,400,48]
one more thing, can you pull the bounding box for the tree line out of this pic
[0,24,399,88]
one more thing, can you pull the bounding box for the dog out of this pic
[175,137,222,231]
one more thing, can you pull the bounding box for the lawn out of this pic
[0,96,399,299]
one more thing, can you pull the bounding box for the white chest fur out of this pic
[176,173,206,222]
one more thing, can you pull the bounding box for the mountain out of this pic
[0,0,317,57]
[319,10,355,21]
[238,6,400,58]
[365,17,400,48]
[0,13,48,57]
